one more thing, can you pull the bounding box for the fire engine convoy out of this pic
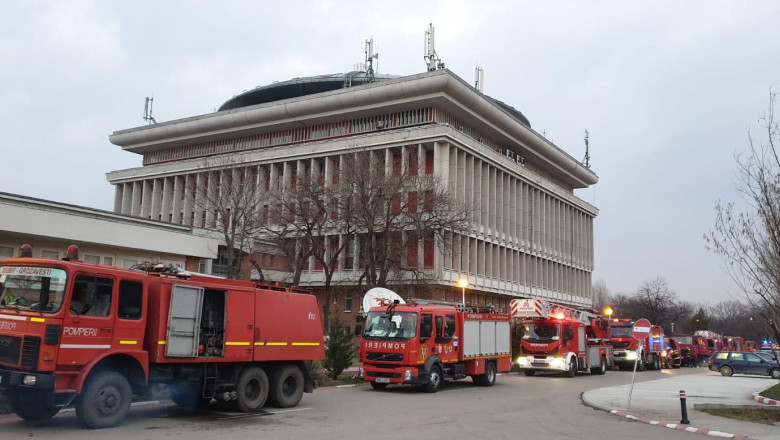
[0,246,325,428]
[609,319,665,371]
[358,289,512,392]
[512,298,613,377]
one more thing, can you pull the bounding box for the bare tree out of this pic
[190,158,266,279]
[340,149,472,288]
[706,89,780,342]
[591,279,611,310]
[635,276,676,325]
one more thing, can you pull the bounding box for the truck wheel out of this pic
[75,371,132,429]
[475,363,496,387]
[523,370,536,376]
[234,366,269,412]
[422,365,442,393]
[771,368,780,379]
[370,381,388,390]
[267,364,304,408]
[11,390,60,421]
[566,358,577,378]
[720,365,733,377]
[591,356,607,375]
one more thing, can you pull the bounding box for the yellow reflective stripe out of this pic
[291,342,320,346]
[158,341,167,345]
[30,317,45,323]
[119,340,137,345]
[225,342,250,346]
[264,342,288,346]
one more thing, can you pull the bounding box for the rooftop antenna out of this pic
[583,129,591,168]
[365,38,379,81]
[424,23,445,71]
[474,66,484,93]
[143,96,157,125]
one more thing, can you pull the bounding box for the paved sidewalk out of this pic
[583,370,780,440]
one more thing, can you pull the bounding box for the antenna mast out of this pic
[365,38,379,81]
[424,23,445,71]
[583,129,591,168]
[143,97,157,125]
[474,66,484,93]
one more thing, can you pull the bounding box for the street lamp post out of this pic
[458,278,469,307]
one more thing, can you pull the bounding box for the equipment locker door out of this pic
[166,284,204,357]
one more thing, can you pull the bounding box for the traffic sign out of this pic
[632,318,651,341]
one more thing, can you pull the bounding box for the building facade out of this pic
[106,69,598,317]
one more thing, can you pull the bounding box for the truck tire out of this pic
[591,356,607,375]
[11,390,60,421]
[523,370,536,376]
[565,358,577,378]
[422,365,442,393]
[75,371,132,429]
[169,381,211,410]
[370,381,388,390]
[475,363,496,387]
[267,364,304,408]
[234,366,269,412]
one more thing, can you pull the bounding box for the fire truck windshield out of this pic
[0,266,67,313]
[675,336,693,345]
[363,311,418,340]
[610,326,634,337]
[522,323,560,342]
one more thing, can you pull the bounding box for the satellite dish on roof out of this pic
[362,287,405,313]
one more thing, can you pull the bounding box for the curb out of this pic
[752,391,780,406]
[581,392,750,440]
[609,409,749,440]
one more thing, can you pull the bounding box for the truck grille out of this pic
[0,335,22,365]
[366,352,404,362]
[21,336,41,369]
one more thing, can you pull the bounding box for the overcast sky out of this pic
[2,1,779,305]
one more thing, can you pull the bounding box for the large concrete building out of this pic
[106,69,598,317]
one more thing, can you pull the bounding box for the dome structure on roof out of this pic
[218,72,400,111]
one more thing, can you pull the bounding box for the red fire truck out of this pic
[0,245,324,428]
[609,319,665,371]
[358,299,512,392]
[512,298,613,377]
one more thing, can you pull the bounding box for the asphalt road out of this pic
[0,368,707,440]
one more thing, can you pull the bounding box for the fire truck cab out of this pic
[512,298,613,377]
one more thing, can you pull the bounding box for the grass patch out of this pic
[0,394,10,415]
[701,407,780,425]
[760,383,780,401]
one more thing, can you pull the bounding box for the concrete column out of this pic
[171,176,183,224]
[140,180,152,218]
[183,174,194,226]
[160,177,172,223]
[151,178,162,221]
[121,183,132,215]
[113,184,123,213]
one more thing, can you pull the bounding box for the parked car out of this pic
[709,351,780,378]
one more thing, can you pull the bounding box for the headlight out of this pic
[358,367,364,379]
[404,369,413,381]
[23,375,36,386]
[550,357,565,368]
[626,351,638,360]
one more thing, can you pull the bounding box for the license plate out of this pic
[375,377,390,384]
